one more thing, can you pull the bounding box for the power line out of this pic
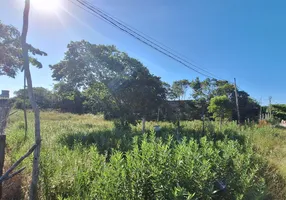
[68,0,247,91]
[80,0,222,80]
[69,0,221,79]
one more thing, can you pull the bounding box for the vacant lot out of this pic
[3,110,286,199]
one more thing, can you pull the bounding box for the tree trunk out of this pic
[201,104,205,135]
[23,72,28,140]
[142,117,146,133]
[21,1,41,199]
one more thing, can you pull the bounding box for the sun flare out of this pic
[30,0,60,12]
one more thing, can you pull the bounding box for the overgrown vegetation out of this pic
[4,110,286,199]
[2,19,286,199]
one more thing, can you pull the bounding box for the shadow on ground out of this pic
[58,124,246,157]
[58,128,142,154]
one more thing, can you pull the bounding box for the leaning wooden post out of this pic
[21,1,42,199]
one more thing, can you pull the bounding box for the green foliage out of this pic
[0,21,47,78]
[5,111,269,200]
[189,78,260,123]
[190,77,216,101]
[13,87,55,109]
[208,95,232,121]
[171,79,190,100]
[51,41,166,125]
[272,104,286,120]
[50,41,149,88]
[0,21,22,77]
[53,82,84,113]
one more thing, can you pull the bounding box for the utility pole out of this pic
[234,78,240,125]
[259,97,262,121]
[269,96,272,119]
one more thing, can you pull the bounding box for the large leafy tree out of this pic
[0,21,47,78]
[50,41,145,88]
[50,41,166,126]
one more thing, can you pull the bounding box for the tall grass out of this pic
[4,110,282,199]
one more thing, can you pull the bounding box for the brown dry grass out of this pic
[2,166,23,200]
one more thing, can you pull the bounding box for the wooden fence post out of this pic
[0,135,6,197]
[0,99,11,198]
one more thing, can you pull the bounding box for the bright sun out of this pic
[30,0,60,12]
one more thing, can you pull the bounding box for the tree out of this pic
[114,68,166,131]
[0,20,47,139]
[190,78,215,114]
[190,78,216,133]
[189,77,259,123]
[208,95,232,130]
[83,69,166,129]
[83,82,114,115]
[169,79,190,134]
[14,87,55,109]
[53,82,84,113]
[229,91,259,122]
[50,41,144,88]
[272,104,286,120]
[172,79,190,100]
[0,21,47,78]
[214,80,235,97]
[0,8,46,199]
[51,41,166,128]
[0,22,22,78]
[162,82,177,100]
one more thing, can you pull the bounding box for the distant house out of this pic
[0,90,9,99]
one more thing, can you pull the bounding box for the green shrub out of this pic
[5,111,268,199]
[41,133,265,199]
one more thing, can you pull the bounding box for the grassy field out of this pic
[3,110,286,199]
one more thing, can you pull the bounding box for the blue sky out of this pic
[1,0,286,105]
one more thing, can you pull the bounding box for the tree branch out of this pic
[1,167,26,182]
[0,144,37,183]
[0,110,18,127]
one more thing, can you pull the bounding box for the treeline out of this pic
[260,104,286,120]
[12,41,261,126]
[13,80,260,123]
